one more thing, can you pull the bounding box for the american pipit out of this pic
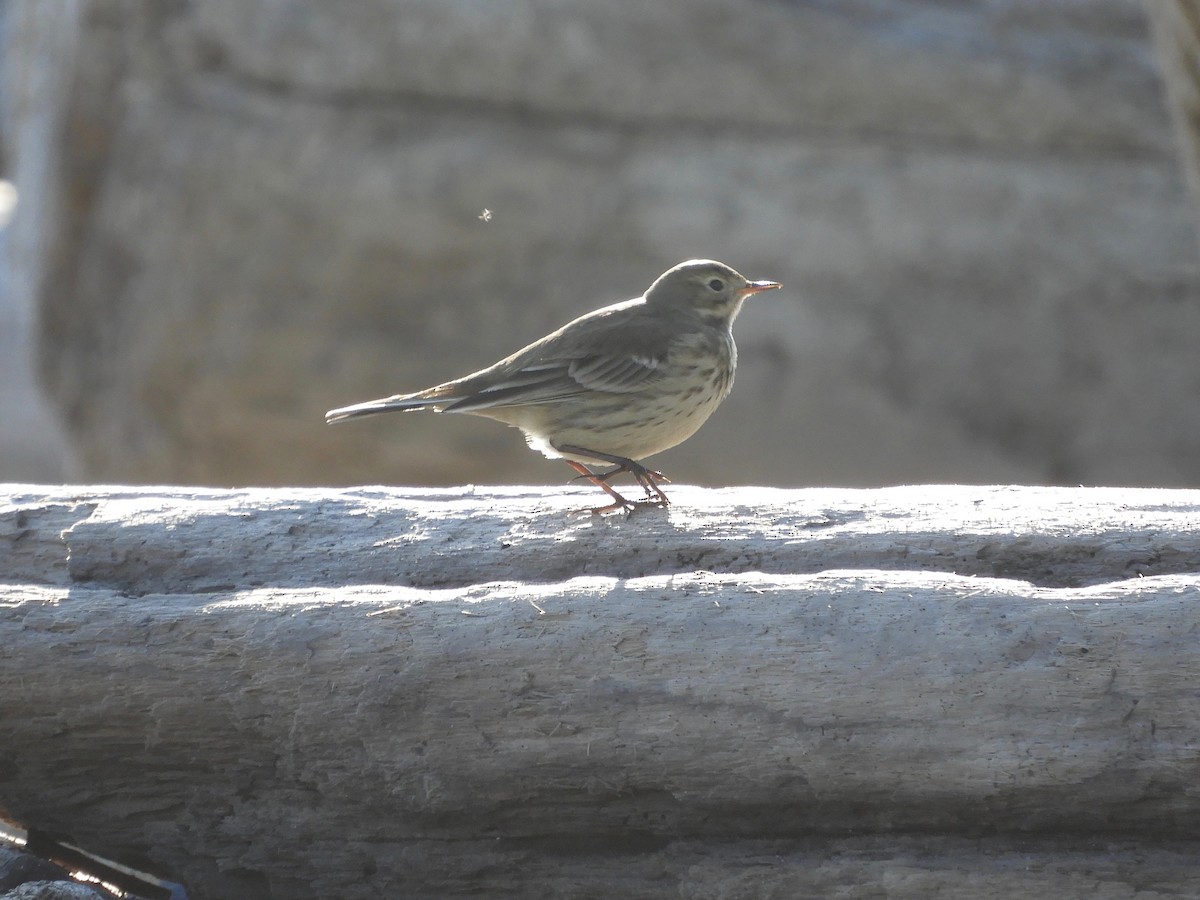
[325,259,781,513]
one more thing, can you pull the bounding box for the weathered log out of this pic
[2,485,1200,899]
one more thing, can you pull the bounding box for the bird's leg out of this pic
[570,463,671,486]
[563,461,636,514]
[557,444,671,511]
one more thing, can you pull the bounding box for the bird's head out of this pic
[645,259,781,327]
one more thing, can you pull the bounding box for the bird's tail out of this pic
[325,394,435,424]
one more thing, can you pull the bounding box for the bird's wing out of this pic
[441,350,666,413]
[397,298,670,413]
[568,351,668,392]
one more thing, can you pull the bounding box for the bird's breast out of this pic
[665,327,736,401]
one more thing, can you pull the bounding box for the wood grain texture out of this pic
[2,485,1200,898]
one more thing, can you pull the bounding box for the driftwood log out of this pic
[2,484,1200,899]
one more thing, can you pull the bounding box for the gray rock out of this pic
[0,847,71,893]
[0,882,104,900]
[3,0,1197,487]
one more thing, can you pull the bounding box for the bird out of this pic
[325,259,781,513]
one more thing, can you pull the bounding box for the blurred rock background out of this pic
[1,0,1198,489]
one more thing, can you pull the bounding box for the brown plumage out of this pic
[326,259,781,513]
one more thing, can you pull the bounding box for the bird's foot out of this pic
[571,496,669,517]
[563,456,671,515]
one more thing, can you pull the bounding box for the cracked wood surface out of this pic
[2,484,1200,899]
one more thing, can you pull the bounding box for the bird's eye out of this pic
[707,278,725,292]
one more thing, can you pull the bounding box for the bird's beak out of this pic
[738,280,782,298]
